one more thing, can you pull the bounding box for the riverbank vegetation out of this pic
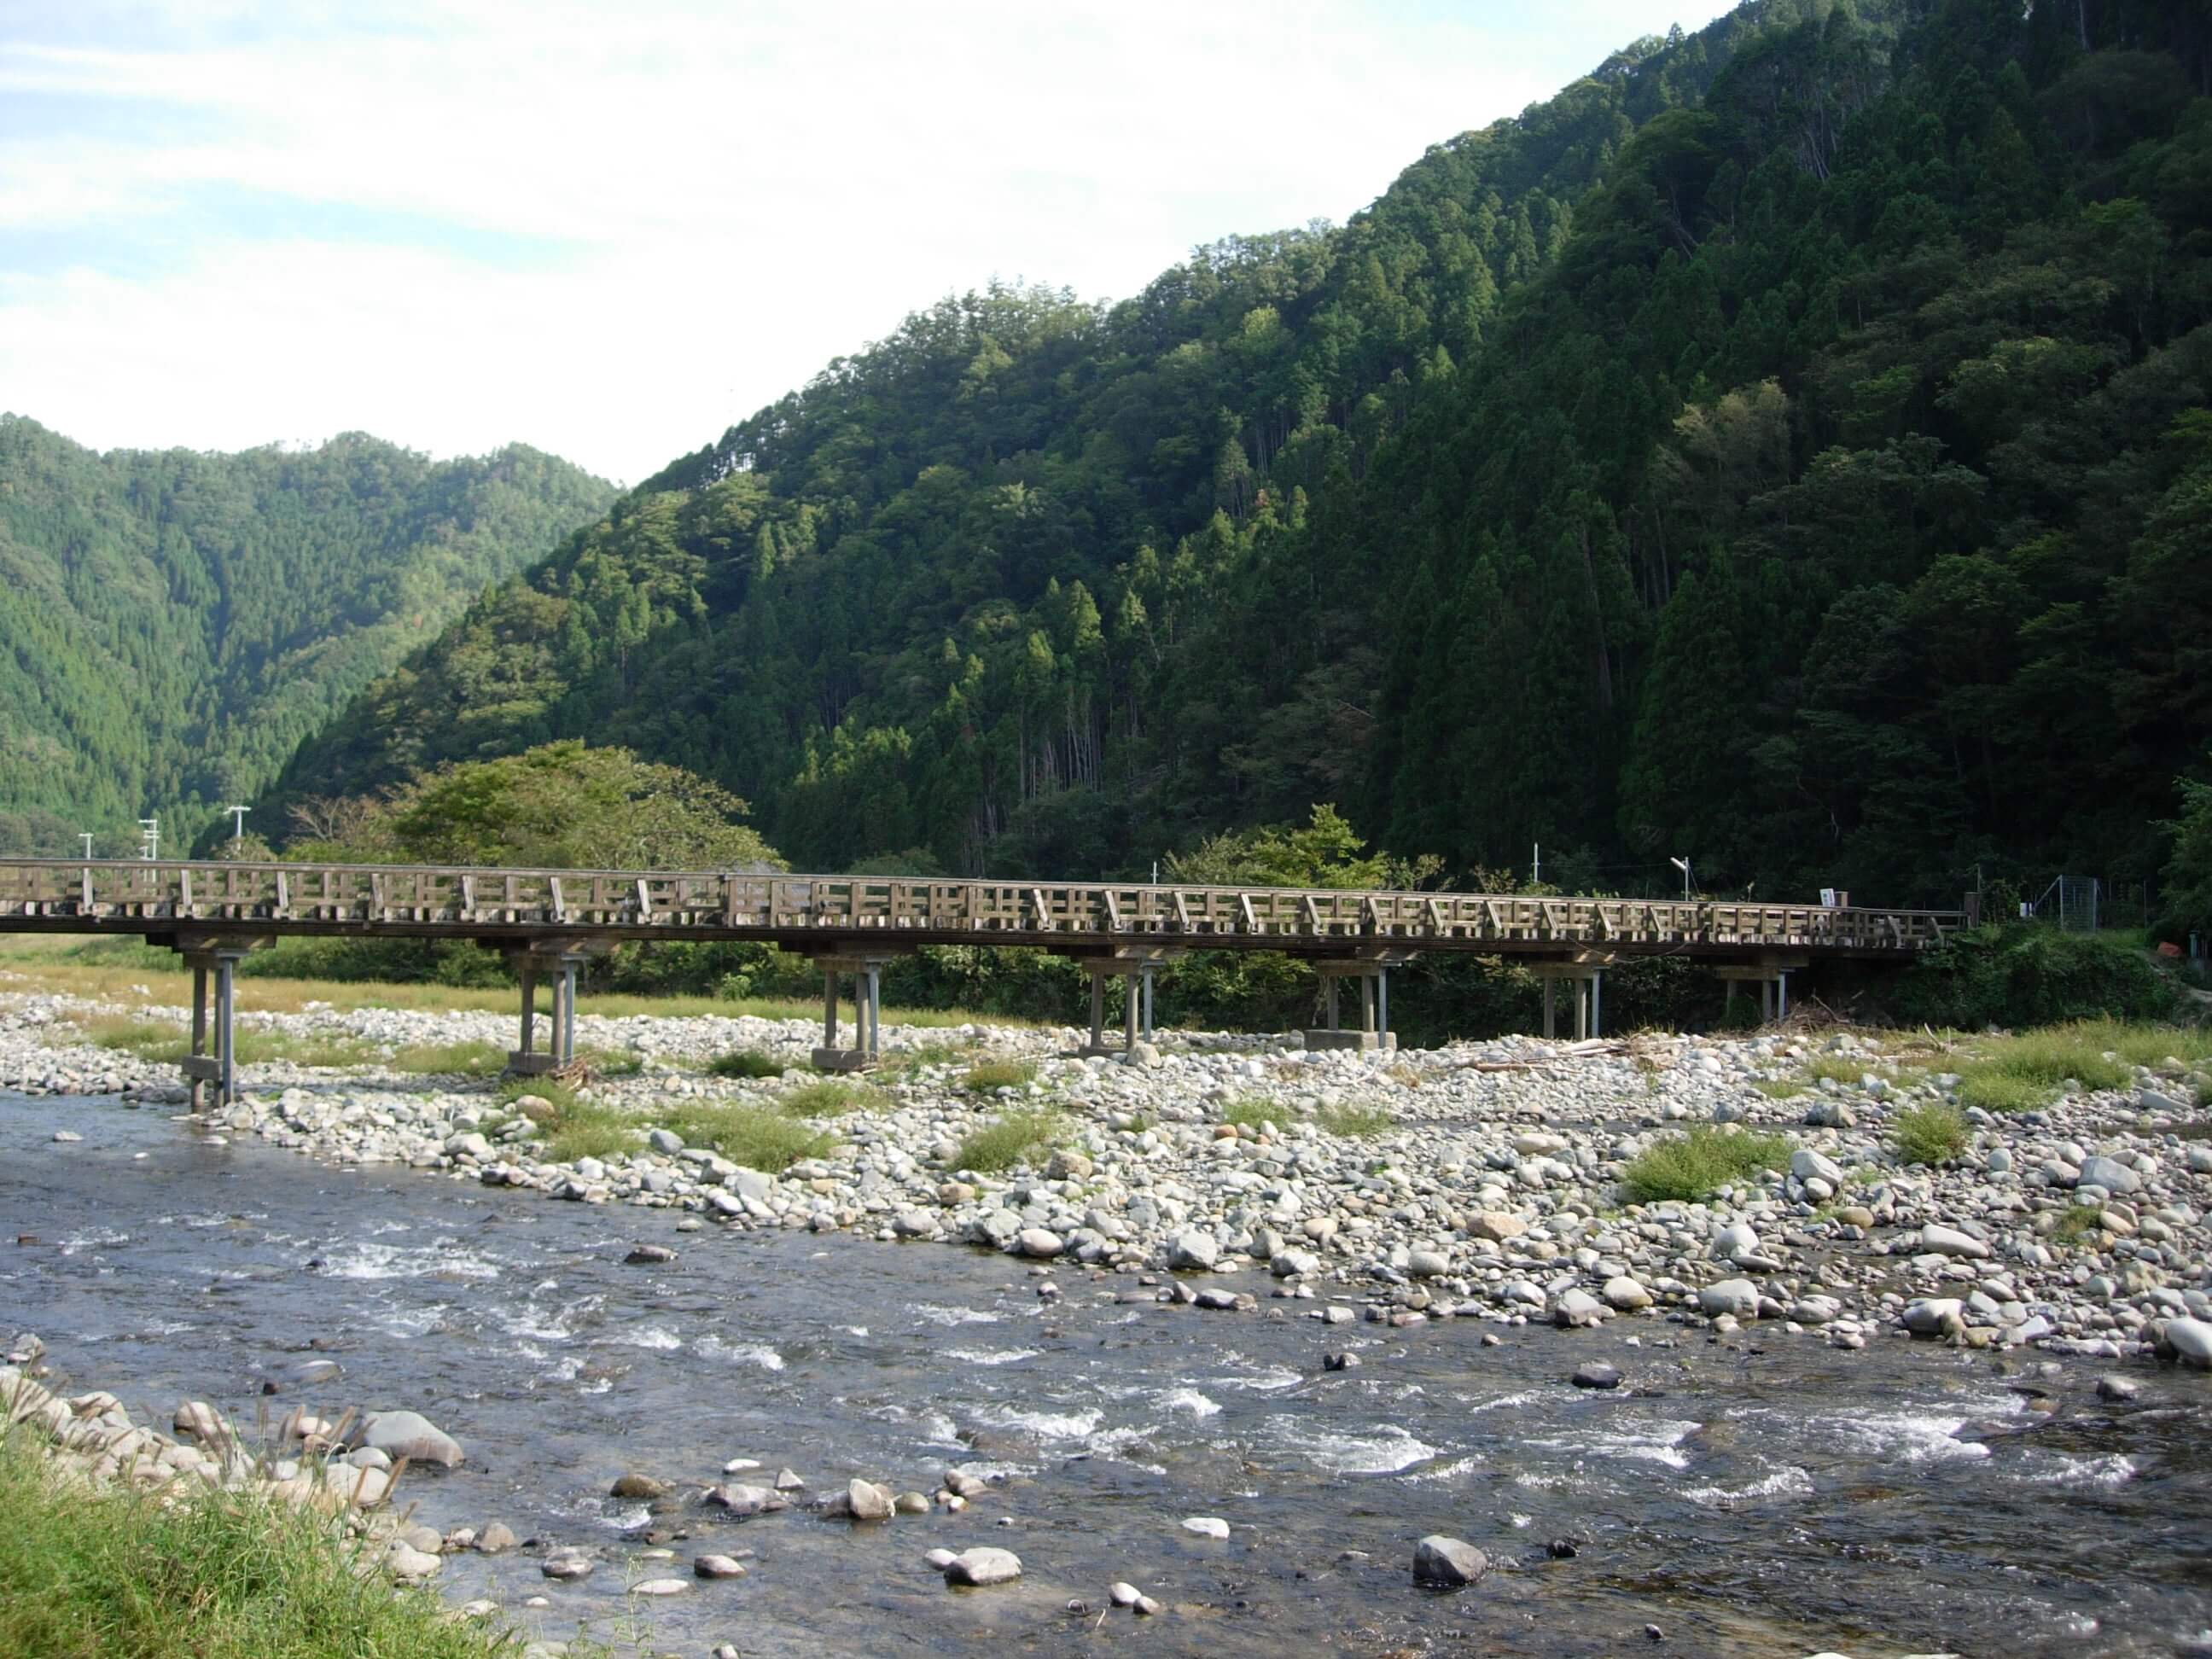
[0,1429,514,1659]
[1621,1126,1792,1203]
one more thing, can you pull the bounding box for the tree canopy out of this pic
[264,0,2212,909]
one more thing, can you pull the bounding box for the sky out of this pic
[0,1,1735,484]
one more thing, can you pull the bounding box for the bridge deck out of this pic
[0,860,1958,959]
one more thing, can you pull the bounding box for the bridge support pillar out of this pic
[506,946,589,1074]
[1714,957,1808,1027]
[1072,947,1179,1057]
[1304,952,1416,1052]
[810,955,896,1071]
[170,938,264,1111]
[1530,955,1613,1041]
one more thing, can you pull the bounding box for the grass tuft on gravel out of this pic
[1621,1125,1791,1203]
[385,1039,505,1076]
[1891,1102,1968,1166]
[953,1109,1068,1173]
[707,1050,786,1080]
[1316,1102,1394,1137]
[1217,1097,1279,1131]
[497,1079,635,1162]
[961,1059,1038,1092]
[0,1426,523,1659]
[780,1080,882,1118]
[64,1016,372,1070]
[658,1102,830,1173]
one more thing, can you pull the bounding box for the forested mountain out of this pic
[270,0,2212,910]
[0,419,614,854]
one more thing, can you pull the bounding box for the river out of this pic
[4,1091,2208,1657]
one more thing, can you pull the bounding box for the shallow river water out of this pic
[5,1091,2210,1657]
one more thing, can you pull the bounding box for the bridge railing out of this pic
[0,859,1960,952]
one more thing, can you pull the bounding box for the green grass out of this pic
[1316,1102,1394,1137]
[2048,1205,2102,1249]
[657,1101,831,1173]
[0,1427,521,1659]
[780,1080,882,1118]
[63,1016,373,1070]
[1801,1054,1878,1086]
[576,1047,643,1077]
[1621,1125,1792,1203]
[953,1109,1068,1173]
[707,1050,787,1080]
[497,1079,636,1162]
[883,1039,979,1077]
[384,1039,505,1076]
[1892,1102,1968,1166]
[1751,1078,1809,1100]
[962,1059,1039,1092]
[1947,1020,2168,1113]
[1218,1097,1279,1131]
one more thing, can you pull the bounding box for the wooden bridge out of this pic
[0,859,1961,1103]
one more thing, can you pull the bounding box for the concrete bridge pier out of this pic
[1531,955,1614,1040]
[506,946,589,1075]
[176,940,259,1109]
[812,954,897,1071]
[1304,952,1414,1052]
[1074,947,1179,1057]
[1715,956,1807,1025]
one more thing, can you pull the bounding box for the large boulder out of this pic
[1167,1230,1220,1271]
[1412,1535,1488,1586]
[1697,1278,1761,1319]
[943,1546,1022,1586]
[362,1410,463,1469]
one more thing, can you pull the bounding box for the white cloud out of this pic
[0,0,1734,480]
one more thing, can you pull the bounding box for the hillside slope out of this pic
[267,0,2212,905]
[0,420,616,853]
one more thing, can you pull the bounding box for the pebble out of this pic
[694,1554,748,1579]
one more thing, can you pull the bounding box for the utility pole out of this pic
[1532,842,1541,888]
[138,818,160,861]
[79,832,94,860]
[225,805,250,845]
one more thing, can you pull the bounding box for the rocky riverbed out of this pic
[6,988,2210,1369]
[4,1022,2212,1654]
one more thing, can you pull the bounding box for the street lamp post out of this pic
[1669,855,1693,902]
[225,805,250,846]
[138,818,160,861]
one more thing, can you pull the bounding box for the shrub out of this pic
[953,1109,1068,1173]
[658,1102,830,1173]
[1890,925,2176,1028]
[1621,1126,1790,1203]
[707,1050,786,1080]
[1892,1102,1968,1166]
[962,1059,1039,1092]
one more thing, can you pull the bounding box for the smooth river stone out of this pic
[943,1547,1022,1586]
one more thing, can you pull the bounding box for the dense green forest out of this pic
[269,0,2212,917]
[0,420,614,854]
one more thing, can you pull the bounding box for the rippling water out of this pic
[6,1091,2209,1657]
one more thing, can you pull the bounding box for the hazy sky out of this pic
[0,1,1733,482]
